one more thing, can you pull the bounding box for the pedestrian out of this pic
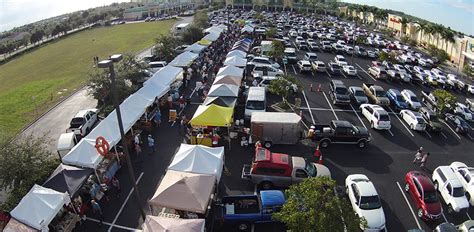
[154,110,162,127]
[255,140,262,149]
[111,177,122,199]
[90,200,103,225]
[167,94,173,108]
[179,115,187,134]
[420,152,430,169]
[178,96,185,111]
[413,146,423,164]
[252,78,258,87]
[147,134,155,154]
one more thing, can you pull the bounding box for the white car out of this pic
[345,174,386,231]
[400,110,427,131]
[360,104,391,130]
[303,52,318,62]
[450,162,474,206]
[311,61,326,72]
[342,65,357,76]
[467,84,474,94]
[334,55,348,66]
[401,89,422,110]
[454,103,473,121]
[248,56,280,69]
[297,60,312,72]
[148,61,167,73]
[433,166,470,213]
[447,74,463,89]
[252,65,284,78]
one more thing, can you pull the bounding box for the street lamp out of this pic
[98,54,146,220]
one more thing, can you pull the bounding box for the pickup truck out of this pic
[241,148,331,189]
[66,109,98,138]
[432,166,470,213]
[312,120,371,148]
[420,91,439,112]
[362,83,390,106]
[215,190,285,231]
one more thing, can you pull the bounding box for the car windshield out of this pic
[335,87,348,95]
[396,95,404,101]
[354,90,365,96]
[359,195,382,210]
[453,187,465,197]
[246,101,265,110]
[463,108,470,113]
[375,91,385,97]
[305,160,317,177]
[379,114,390,121]
[424,191,438,203]
[410,96,419,102]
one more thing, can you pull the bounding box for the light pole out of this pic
[98,55,146,220]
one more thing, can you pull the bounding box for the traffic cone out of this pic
[314,145,321,158]
[317,84,321,92]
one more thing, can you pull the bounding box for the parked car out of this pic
[349,86,369,105]
[400,110,427,131]
[148,61,167,73]
[329,80,351,105]
[360,104,391,130]
[434,222,458,232]
[444,113,470,134]
[312,120,371,148]
[362,83,390,106]
[342,65,357,76]
[432,166,470,213]
[449,162,474,206]
[334,55,348,66]
[404,171,442,220]
[66,109,99,138]
[401,89,422,110]
[248,56,280,69]
[453,103,473,121]
[368,66,388,80]
[252,65,284,78]
[345,174,386,231]
[457,220,474,232]
[386,88,408,109]
[303,52,318,62]
[297,60,312,73]
[328,62,341,75]
[419,107,443,133]
[311,61,326,72]
[354,46,367,57]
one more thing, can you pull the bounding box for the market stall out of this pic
[168,144,224,182]
[9,185,78,232]
[43,164,93,197]
[241,25,254,34]
[149,170,216,216]
[3,218,36,232]
[202,32,220,42]
[202,96,237,108]
[216,65,244,78]
[213,74,243,86]
[145,65,184,87]
[207,84,239,98]
[226,50,247,58]
[142,216,205,232]
[169,51,199,67]
[223,56,247,68]
[189,104,233,146]
[184,43,207,54]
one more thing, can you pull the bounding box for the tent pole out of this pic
[94,169,101,184]
[114,146,121,164]
[228,127,231,150]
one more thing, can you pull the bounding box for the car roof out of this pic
[350,86,363,91]
[436,166,462,185]
[388,89,401,95]
[402,89,416,96]
[306,52,317,56]
[409,171,436,191]
[349,176,378,196]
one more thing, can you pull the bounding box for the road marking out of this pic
[350,104,366,129]
[467,212,472,220]
[87,217,138,231]
[442,121,462,140]
[356,74,363,80]
[302,90,316,125]
[396,182,422,230]
[322,92,339,120]
[441,212,448,222]
[341,72,348,79]
[468,133,474,140]
[388,107,415,137]
[325,70,332,78]
[441,132,448,139]
[424,130,432,139]
[292,65,297,74]
[388,129,395,136]
[108,172,144,232]
[355,63,377,82]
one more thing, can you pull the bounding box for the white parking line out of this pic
[325,70,332,78]
[87,217,138,231]
[356,74,363,80]
[388,129,395,136]
[302,90,316,125]
[341,72,348,79]
[283,62,287,75]
[396,182,422,230]
[322,92,339,120]
[424,131,432,139]
[292,65,297,74]
[467,212,472,220]
[468,133,474,140]
[350,104,367,129]
[441,132,448,139]
[355,63,377,82]
[441,212,448,222]
[388,107,415,137]
[442,121,462,140]
[108,172,144,232]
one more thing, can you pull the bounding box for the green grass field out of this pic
[0,20,176,136]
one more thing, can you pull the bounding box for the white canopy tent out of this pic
[170,52,198,67]
[184,43,207,53]
[217,65,244,78]
[202,32,220,42]
[223,56,247,67]
[142,216,205,232]
[226,50,247,58]
[241,25,254,33]
[207,84,239,97]
[149,170,215,214]
[10,185,70,232]
[168,144,224,181]
[145,65,184,87]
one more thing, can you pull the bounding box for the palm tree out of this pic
[424,23,434,45]
[433,24,445,48]
[400,18,410,36]
[442,28,455,57]
[416,22,426,42]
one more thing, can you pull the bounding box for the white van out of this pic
[174,23,190,36]
[284,48,297,63]
[245,87,266,120]
[57,132,78,158]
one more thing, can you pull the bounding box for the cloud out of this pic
[442,0,474,13]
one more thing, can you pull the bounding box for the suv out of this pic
[304,52,318,62]
[252,65,284,78]
[328,62,341,75]
[432,166,470,213]
[360,104,391,130]
[284,48,297,64]
[404,171,442,221]
[297,60,312,73]
[248,56,280,69]
[334,55,348,66]
[329,80,350,105]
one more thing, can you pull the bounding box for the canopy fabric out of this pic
[170,51,198,67]
[61,138,102,169]
[11,185,70,231]
[203,96,237,108]
[223,56,247,67]
[43,164,93,196]
[216,66,244,78]
[145,65,184,87]
[208,84,239,97]
[226,50,247,58]
[197,39,212,46]
[3,218,37,232]
[202,32,220,42]
[231,45,249,52]
[149,170,215,214]
[168,144,224,181]
[142,216,205,232]
[190,104,233,127]
[184,43,207,53]
[213,75,242,86]
[204,26,223,36]
[241,25,254,33]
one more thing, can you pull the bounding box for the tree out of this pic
[181,25,204,44]
[416,22,427,42]
[268,75,301,99]
[269,40,285,62]
[154,34,179,62]
[273,177,365,231]
[0,134,59,211]
[378,51,396,63]
[463,65,473,77]
[400,18,409,36]
[432,89,456,115]
[265,27,276,39]
[82,10,90,19]
[193,11,208,29]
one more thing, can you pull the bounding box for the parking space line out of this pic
[355,63,377,82]
[441,132,448,139]
[468,133,474,140]
[350,104,366,129]
[283,62,287,75]
[467,212,472,220]
[325,71,332,78]
[388,129,395,136]
[302,90,316,125]
[87,217,138,231]
[442,121,462,140]
[292,65,297,75]
[341,72,348,79]
[388,107,415,137]
[108,172,144,232]
[356,74,363,80]
[396,182,422,230]
[424,131,432,139]
[322,92,338,120]
[441,212,448,223]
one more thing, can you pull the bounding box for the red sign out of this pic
[95,136,110,157]
[389,17,400,24]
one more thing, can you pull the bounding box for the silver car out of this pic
[349,86,369,105]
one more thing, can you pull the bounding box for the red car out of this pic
[405,171,442,221]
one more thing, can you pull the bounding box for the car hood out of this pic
[412,102,422,108]
[356,126,369,136]
[452,196,470,210]
[359,208,385,229]
[378,97,390,103]
[313,163,331,178]
[425,202,442,216]
[336,94,350,100]
[355,96,368,102]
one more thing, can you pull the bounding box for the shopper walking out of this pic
[154,110,162,127]
[147,134,155,154]
[420,152,430,169]
[111,177,122,199]
[413,147,423,164]
[90,200,103,225]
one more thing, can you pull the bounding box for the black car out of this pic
[444,113,470,134]
[419,107,443,133]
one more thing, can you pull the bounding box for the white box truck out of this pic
[250,112,302,148]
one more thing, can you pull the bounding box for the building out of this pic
[123,0,202,20]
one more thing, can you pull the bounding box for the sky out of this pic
[342,0,474,36]
[0,0,128,33]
